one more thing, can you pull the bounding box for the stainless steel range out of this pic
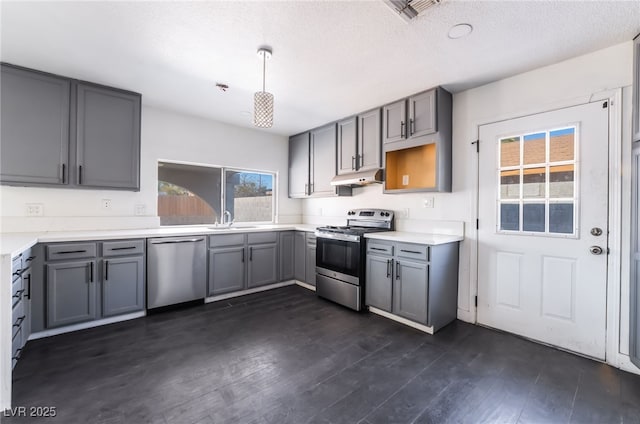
[315,209,394,311]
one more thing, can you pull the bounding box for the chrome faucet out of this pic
[223,210,233,227]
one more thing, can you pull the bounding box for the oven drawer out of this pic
[396,243,429,262]
[367,241,394,256]
[316,274,361,311]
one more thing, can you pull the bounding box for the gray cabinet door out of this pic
[310,124,337,196]
[1,64,70,186]
[393,260,428,324]
[358,109,382,171]
[289,132,310,198]
[248,243,278,288]
[305,236,317,286]
[632,35,640,142]
[294,232,306,281]
[382,100,406,144]
[208,247,245,296]
[365,255,393,312]
[337,117,357,175]
[47,260,97,328]
[408,89,436,139]
[102,256,145,317]
[279,232,295,281]
[76,83,141,190]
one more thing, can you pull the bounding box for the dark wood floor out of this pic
[5,285,640,424]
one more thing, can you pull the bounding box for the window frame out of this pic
[495,124,580,238]
[222,167,277,225]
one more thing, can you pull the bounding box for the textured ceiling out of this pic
[1,1,639,136]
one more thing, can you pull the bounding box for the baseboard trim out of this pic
[294,281,316,291]
[205,280,296,303]
[368,306,434,334]
[30,311,147,340]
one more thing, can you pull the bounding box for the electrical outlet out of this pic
[423,197,435,208]
[135,204,146,216]
[402,174,409,186]
[26,203,44,216]
[101,199,112,210]
[397,208,409,219]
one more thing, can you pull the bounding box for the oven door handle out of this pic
[314,231,360,243]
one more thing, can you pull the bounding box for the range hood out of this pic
[330,168,383,187]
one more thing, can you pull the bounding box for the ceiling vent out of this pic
[383,0,444,22]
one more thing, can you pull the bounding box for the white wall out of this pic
[0,105,301,232]
[302,41,635,367]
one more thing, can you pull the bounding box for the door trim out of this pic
[472,89,623,367]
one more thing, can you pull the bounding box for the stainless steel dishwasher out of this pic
[147,236,206,309]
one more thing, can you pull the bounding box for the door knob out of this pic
[589,246,604,255]
[590,227,603,236]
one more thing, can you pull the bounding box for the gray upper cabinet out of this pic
[365,254,393,312]
[0,63,141,191]
[358,108,382,171]
[294,231,306,282]
[310,124,338,196]
[0,64,70,186]
[102,255,145,317]
[76,83,141,190]
[209,247,246,296]
[383,100,406,144]
[279,232,295,281]
[408,90,436,139]
[47,260,97,328]
[633,34,640,143]
[288,132,310,197]
[337,117,358,175]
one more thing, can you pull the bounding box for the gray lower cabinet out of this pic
[102,256,145,317]
[279,231,295,281]
[305,234,317,286]
[209,246,245,295]
[248,242,278,288]
[0,64,70,186]
[365,239,459,331]
[0,63,141,191]
[46,260,97,328]
[294,231,306,282]
[11,248,36,368]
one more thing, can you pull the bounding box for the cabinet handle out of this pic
[370,247,387,252]
[61,163,66,184]
[400,249,422,255]
[12,348,22,361]
[25,274,31,300]
[25,256,35,262]
[13,289,25,300]
[12,270,22,278]
[249,247,253,261]
[409,118,415,136]
[386,259,391,278]
[242,248,245,263]
[89,262,94,283]
[13,316,25,327]
[396,261,400,280]
[400,121,405,138]
[78,165,83,185]
[110,246,137,251]
[105,261,109,280]
[56,250,87,255]
[352,156,356,170]
[358,154,362,169]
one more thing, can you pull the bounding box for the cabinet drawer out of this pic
[102,239,144,257]
[12,327,23,369]
[11,275,24,308]
[209,234,245,248]
[367,242,394,256]
[396,243,428,261]
[247,232,277,245]
[12,298,25,340]
[46,242,97,260]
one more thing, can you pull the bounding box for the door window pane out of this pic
[550,128,575,162]
[523,203,545,232]
[523,167,546,199]
[523,132,546,165]
[500,203,520,231]
[500,170,519,199]
[500,136,520,167]
[225,170,274,223]
[549,203,574,234]
[549,165,574,198]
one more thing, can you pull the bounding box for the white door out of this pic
[477,101,609,360]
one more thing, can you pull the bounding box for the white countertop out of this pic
[0,224,318,258]
[364,231,463,245]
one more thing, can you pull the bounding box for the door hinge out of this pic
[602,101,608,108]
[476,219,479,230]
[471,140,479,153]
[475,296,478,307]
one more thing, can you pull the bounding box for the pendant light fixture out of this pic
[254,47,274,128]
